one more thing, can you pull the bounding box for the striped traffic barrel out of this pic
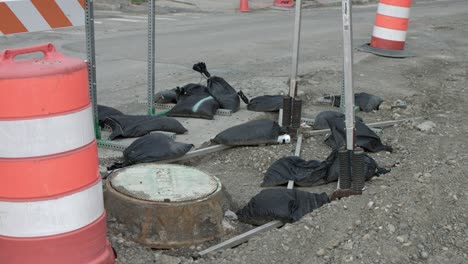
[0,43,115,264]
[359,0,412,58]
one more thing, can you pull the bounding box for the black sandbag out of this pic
[355,92,384,112]
[247,95,284,112]
[212,119,281,146]
[261,150,389,187]
[331,92,384,112]
[98,105,123,128]
[103,115,187,140]
[325,117,393,153]
[314,111,363,130]
[262,157,329,187]
[155,88,178,104]
[207,76,240,112]
[192,62,211,78]
[109,134,193,169]
[167,83,219,120]
[236,189,329,225]
[325,150,390,183]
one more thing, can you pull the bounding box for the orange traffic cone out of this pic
[239,0,250,12]
[358,0,412,57]
[274,0,294,8]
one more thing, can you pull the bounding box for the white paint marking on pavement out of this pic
[107,18,145,23]
[156,17,177,21]
[94,21,103,24]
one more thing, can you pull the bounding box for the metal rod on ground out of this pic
[147,0,156,115]
[302,117,422,137]
[294,133,303,157]
[289,0,303,98]
[195,220,284,258]
[85,0,101,139]
[342,0,355,151]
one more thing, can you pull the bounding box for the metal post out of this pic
[85,0,101,139]
[147,0,156,115]
[341,0,355,150]
[289,0,302,98]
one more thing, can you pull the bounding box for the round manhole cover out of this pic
[110,164,220,202]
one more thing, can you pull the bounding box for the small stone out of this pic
[355,220,362,226]
[343,241,353,250]
[396,236,405,243]
[417,121,436,132]
[420,251,429,259]
[224,210,238,220]
[367,201,374,209]
[388,224,396,233]
[316,248,326,256]
[363,234,371,240]
[442,247,449,251]
[446,160,456,166]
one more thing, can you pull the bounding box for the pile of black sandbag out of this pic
[160,62,249,119]
[236,189,330,225]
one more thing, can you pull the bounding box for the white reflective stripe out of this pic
[0,181,104,237]
[377,3,410,19]
[6,1,51,32]
[55,0,85,26]
[0,106,95,158]
[372,26,407,42]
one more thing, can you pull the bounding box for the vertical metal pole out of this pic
[289,0,302,98]
[342,0,355,150]
[85,0,101,139]
[147,0,156,115]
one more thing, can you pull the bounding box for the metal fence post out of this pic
[341,0,355,150]
[85,0,101,139]
[147,0,156,115]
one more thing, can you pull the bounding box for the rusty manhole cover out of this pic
[110,164,219,202]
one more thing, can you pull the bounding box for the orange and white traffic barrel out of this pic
[359,0,412,58]
[0,43,115,264]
